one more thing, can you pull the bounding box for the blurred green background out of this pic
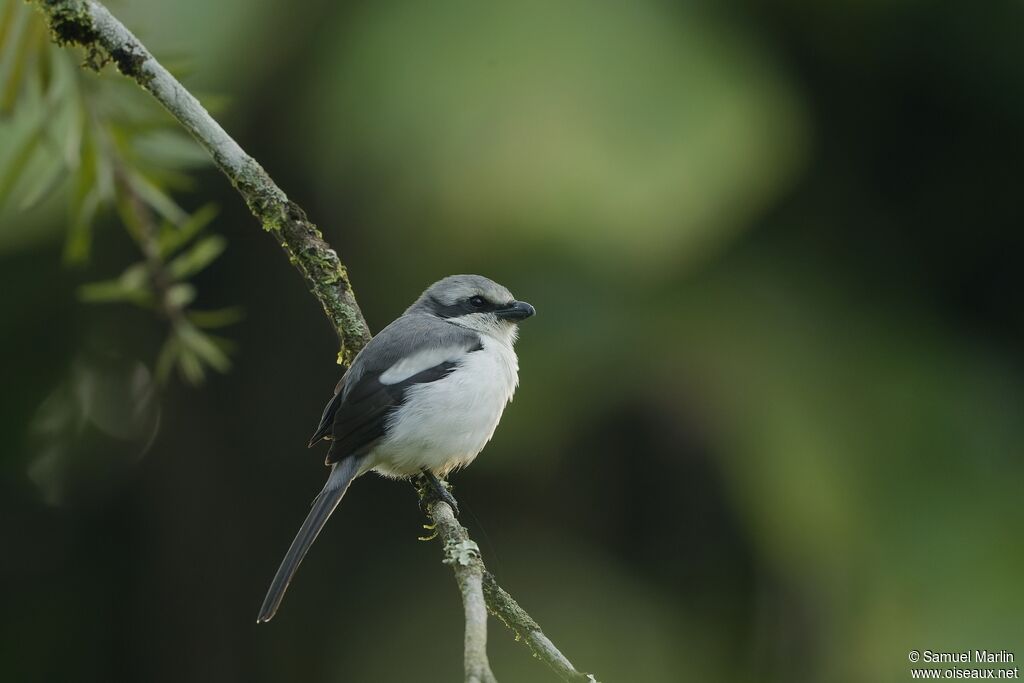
[2,0,1023,681]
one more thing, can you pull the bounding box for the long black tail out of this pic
[257,456,361,622]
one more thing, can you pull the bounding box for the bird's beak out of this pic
[496,300,536,321]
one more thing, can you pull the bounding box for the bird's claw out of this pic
[432,486,461,517]
[415,471,461,518]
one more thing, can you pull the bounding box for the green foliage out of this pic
[166,234,225,280]
[0,0,237,385]
[78,262,152,305]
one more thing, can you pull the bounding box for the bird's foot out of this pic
[414,470,461,518]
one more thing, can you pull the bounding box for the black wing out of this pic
[308,314,483,464]
[307,360,464,450]
[308,376,346,447]
[319,361,461,465]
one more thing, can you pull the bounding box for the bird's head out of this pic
[410,274,536,340]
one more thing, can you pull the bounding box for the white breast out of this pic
[370,337,519,478]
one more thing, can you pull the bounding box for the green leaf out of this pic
[176,344,206,385]
[186,306,244,329]
[64,139,99,264]
[0,0,32,115]
[165,282,195,308]
[78,279,145,305]
[78,262,153,305]
[0,2,19,54]
[63,127,118,264]
[124,169,187,225]
[158,202,218,256]
[78,279,125,303]
[177,322,230,373]
[6,69,85,211]
[166,234,225,280]
[159,325,233,385]
[64,185,100,264]
[89,130,114,203]
[35,27,59,100]
[119,262,150,291]
[18,152,69,210]
[206,334,235,354]
[113,189,146,241]
[154,335,179,383]
[0,119,45,207]
[60,69,84,166]
[168,321,232,384]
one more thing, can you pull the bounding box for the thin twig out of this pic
[31,2,598,680]
[114,169,185,325]
[417,484,597,683]
[482,573,595,682]
[420,493,499,683]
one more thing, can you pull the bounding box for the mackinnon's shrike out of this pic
[257,274,535,622]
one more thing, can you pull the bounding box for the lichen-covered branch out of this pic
[32,0,370,364]
[482,574,596,682]
[421,495,499,683]
[32,1,597,681]
[417,486,597,683]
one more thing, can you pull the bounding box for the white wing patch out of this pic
[378,346,469,385]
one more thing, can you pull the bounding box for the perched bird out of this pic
[257,274,535,622]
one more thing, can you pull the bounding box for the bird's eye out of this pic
[469,295,487,308]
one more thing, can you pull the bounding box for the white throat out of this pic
[447,313,519,347]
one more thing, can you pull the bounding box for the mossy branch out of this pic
[31,1,597,680]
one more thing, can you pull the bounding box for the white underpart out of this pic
[379,345,470,385]
[368,320,520,478]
